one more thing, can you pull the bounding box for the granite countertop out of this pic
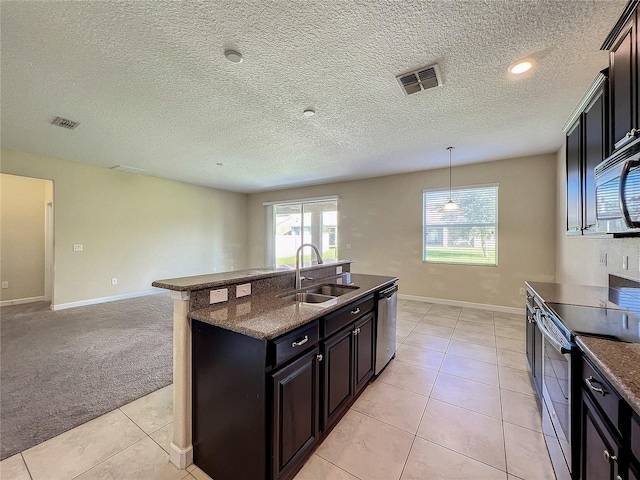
[189,273,397,340]
[576,335,640,416]
[152,259,353,291]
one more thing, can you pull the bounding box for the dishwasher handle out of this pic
[379,284,398,298]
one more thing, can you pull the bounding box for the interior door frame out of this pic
[44,201,54,303]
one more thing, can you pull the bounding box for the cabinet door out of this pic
[322,326,354,430]
[580,392,621,480]
[610,12,636,150]
[566,121,582,234]
[271,347,320,480]
[525,296,535,371]
[354,312,375,394]
[582,85,607,232]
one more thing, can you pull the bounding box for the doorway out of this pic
[0,174,54,306]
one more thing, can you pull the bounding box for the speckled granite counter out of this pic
[189,273,397,340]
[577,336,640,416]
[152,260,352,291]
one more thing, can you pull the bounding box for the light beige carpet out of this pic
[0,293,173,459]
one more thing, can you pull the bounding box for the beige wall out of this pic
[1,149,248,307]
[0,174,51,301]
[248,153,558,308]
[555,146,640,285]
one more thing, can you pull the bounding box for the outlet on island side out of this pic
[2,281,8,289]
[111,278,118,285]
[518,288,525,296]
[599,252,607,266]
[210,288,228,304]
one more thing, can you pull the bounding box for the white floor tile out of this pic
[0,454,31,480]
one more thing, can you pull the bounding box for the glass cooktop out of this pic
[546,293,640,344]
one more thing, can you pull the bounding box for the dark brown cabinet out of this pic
[581,392,622,480]
[603,0,639,151]
[193,292,380,480]
[271,347,321,480]
[525,288,542,396]
[577,354,638,480]
[322,311,375,431]
[565,73,609,234]
[322,325,354,430]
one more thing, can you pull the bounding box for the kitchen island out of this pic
[152,261,397,479]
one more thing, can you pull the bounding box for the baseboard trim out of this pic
[397,293,524,315]
[169,442,193,470]
[52,289,165,311]
[0,296,46,307]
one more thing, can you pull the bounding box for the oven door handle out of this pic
[536,311,572,354]
[619,159,640,228]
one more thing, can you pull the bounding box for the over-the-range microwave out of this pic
[595,137,640,234]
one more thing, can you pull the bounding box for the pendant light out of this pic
[438,146,461,212]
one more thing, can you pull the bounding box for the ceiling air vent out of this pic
[111,165,146,174]
[51,116,80,130]
[396,64,442,96]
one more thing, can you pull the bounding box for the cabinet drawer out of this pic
[632,412,640,462]
[272,322,319,369]
[582,356,623,433]
[323,295,374,338]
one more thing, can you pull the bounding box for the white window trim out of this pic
[264,195,339,267]
[422,183,499,266]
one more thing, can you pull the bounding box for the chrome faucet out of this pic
[295,243,324,289]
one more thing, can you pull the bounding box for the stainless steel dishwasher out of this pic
[375,283,398,375]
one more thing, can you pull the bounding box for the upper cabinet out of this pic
[564,0,639,235]
[564,73,609,235]
[602,0,639,152]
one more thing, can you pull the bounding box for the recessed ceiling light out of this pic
[508,59,534,74]
[303,109,315,117]
[224,50,243,63]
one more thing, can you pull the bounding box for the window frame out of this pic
[422,183,499,266]
[264,195,338,267]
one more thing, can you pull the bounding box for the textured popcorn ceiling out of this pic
[0,0,627,193]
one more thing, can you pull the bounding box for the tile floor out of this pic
[0,300,556,480]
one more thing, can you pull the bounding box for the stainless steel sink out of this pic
[303,284,359,296]
[278,292,336,303]
[278,283,359,305]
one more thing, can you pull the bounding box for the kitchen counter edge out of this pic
[189,273,398,341]
[576,335,640,416]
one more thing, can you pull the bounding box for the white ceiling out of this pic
[0,0,627,193]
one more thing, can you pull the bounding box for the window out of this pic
[265,196,338,267]
[423,185,498,265]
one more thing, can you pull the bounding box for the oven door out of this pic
[537,311,573,480]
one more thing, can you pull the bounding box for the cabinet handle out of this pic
[291,335,309,348]
[352,328,360,335]
[316,354,323,362]
[351,307,361,315]
[603,449,618,463]
[585,376,606,396]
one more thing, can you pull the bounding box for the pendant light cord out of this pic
[447,146,454,201]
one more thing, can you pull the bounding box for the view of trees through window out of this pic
[423,185,498,265]
[274,199,337,267]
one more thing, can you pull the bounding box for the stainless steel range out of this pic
[526,276,640,480]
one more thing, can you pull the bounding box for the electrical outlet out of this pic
[336,266,343,274]
[345,244,352,250]
[236,283,251,298]
[73,244,83,252]
[111,278,118,285]
[210,288,228,304]
[518,288,526,295]
[1,281,8,289]
[623,256,629,270]
[599,252,607,266]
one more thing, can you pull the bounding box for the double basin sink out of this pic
[279,284,360,304]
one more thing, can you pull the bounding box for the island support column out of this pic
[169,290,193,469]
